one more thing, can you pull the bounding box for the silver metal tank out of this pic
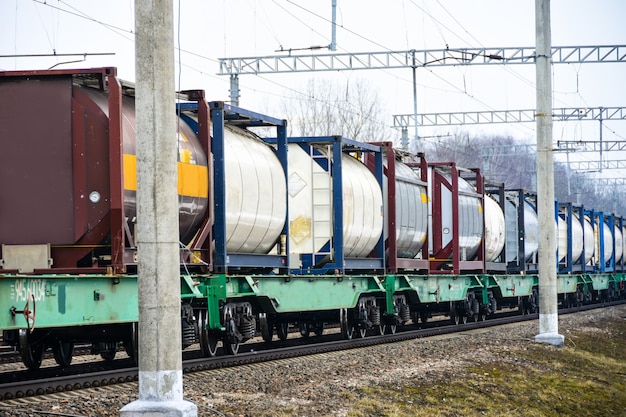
[484,196,505,262]
[614,224,623,263]
[386,160,428,258]
[558,214,583,264]
[580,214,594,264]
[594,218,614,265]
[622,225,626,264]
[222,125,287,253]
[80,85,209,245]
[287,144,383,259]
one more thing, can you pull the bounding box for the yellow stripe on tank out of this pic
[123,154,208,198]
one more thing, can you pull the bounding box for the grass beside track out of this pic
[351,315,626,417]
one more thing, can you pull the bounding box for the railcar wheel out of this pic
[313,323,324,336]
[99,342,117,362]
[411,312,419,325]
[18,329,44,370]
[53,341,74,367]
[223,341,239,355]
[299,324,310,338]
[471,299,480,322]
[223,319,240,355]
[199,310,219,357]
[451,311,460,325]
[276,322,289,341]
[21,344,45,370]
[356,326,367,339]
[124,322,138,361]
[518,298,526,315]
[339,308,354,340]
[259,313,273,343]
[379,323,398,335]
[204,333,219,357]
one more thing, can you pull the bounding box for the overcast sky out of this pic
[2,0,625,165]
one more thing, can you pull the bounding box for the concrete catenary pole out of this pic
[120,0,198,415]
[534,0,564,347]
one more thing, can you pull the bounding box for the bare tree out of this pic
[425,131,535,189]
[277,78,392,142]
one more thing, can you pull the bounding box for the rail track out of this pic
[0,301,622,403]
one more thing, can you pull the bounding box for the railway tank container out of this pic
[76,83,210,246]
[0,68,286,273]
[219,125,286,254]
[558,214,584,265]
[287,143,383,264]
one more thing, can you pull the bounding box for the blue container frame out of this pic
[180,100,291,273]
[211,101,290,273]
[584,209,616,273]
[558,202,590,273]
[284,136,386,274]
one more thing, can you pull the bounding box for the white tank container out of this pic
[504,196,539,263]
[484,196,505,262]
[287,144,383,259]
[222,125,286,253]
[623,225,626,264]
[558,213,583,264]
[386,160,428,258]
[614,224,623,263]
[594,219,614,265]
[579,214,594,264]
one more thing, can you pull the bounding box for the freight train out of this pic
[1,67,625,370]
